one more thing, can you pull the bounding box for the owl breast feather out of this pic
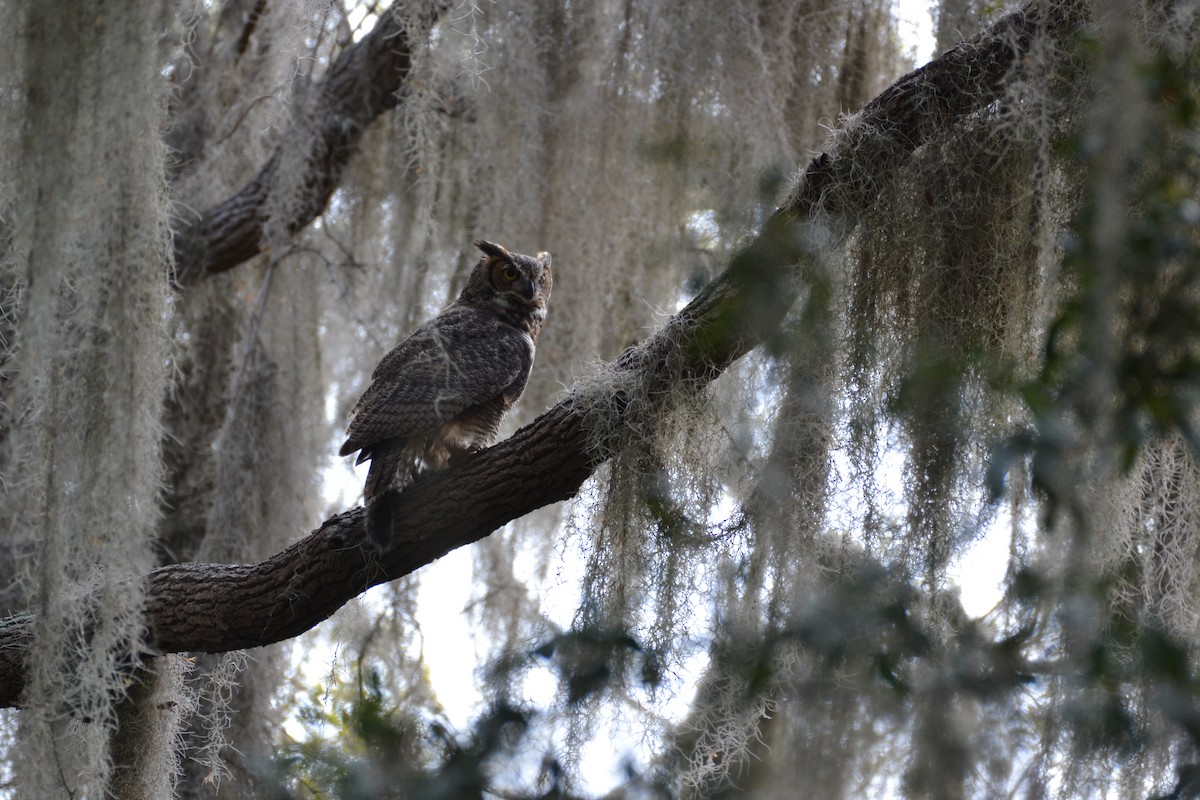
[339,305,535,460]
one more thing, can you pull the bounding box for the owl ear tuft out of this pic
[536,251,552,269]
[474,239,511,261]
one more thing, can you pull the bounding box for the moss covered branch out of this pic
[0,0,1079,708]
[172,2,447,284]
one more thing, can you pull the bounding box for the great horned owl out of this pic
[340,239,553,546]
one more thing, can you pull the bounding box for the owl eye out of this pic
[501,265,520,281]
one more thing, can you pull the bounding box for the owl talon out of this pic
[447,445,484,467]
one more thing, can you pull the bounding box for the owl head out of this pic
[463,239,553,327]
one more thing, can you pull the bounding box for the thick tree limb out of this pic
[0,0,1080,707]
[172,2,445,284]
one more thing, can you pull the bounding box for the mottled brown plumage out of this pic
[340,239,552,545]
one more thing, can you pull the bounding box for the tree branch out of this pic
[0,0,1081,708]
[172,2,446,285]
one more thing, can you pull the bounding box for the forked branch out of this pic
[172,2,447,284]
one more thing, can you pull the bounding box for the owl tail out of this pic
[366,494,396,548]
[363,442,405,547]
[363,442,404,501]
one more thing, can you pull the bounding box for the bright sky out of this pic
[898,0,938,63]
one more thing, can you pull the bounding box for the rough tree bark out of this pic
[0,0,1079,709]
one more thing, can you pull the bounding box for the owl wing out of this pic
[339,305,533,457]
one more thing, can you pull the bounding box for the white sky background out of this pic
[296,2,1014,794]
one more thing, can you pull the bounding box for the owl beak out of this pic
[520,275,537,301]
